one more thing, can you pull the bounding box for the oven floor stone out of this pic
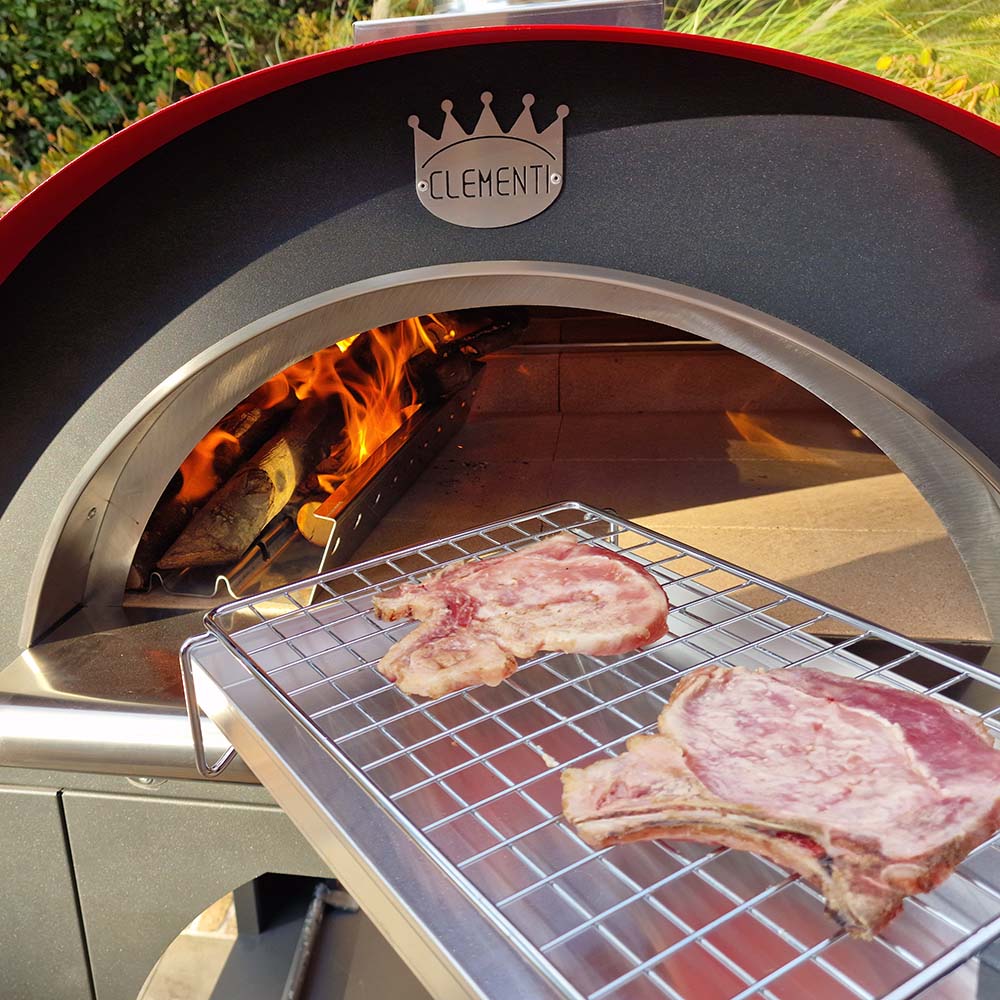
[353,409,988,644]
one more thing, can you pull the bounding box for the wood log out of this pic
[458,309,529,357]
[127,401,291,589]
[406,311,527,401]
[295,499,332,548]
[157,400,339,570]
[217,399,290,458]
[126,477,195,590]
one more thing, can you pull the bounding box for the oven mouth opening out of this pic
[122,304,920,640]
[23,263,1000,652]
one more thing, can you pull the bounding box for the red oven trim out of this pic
[2,24,999,285]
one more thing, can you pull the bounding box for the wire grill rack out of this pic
[182,501,1000,1000]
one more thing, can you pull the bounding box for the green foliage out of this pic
[0,0,997,215]
[1,123,109,212]
[0,1,340,165]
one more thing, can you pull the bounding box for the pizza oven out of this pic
[1,23,999,1000]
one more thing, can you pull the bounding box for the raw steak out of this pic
[562,664,1000,937]
[372,533,669,698]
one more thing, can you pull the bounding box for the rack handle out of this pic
[180,642,237,778]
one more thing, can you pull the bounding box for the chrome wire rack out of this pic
[182,501,1000,1000]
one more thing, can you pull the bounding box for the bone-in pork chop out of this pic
[562,664,1000,937]
[372,533,669,698]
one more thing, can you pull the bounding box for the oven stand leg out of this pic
[233,878,265,936]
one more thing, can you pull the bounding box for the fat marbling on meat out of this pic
[562,664,1000,937]
[372,532,669,698]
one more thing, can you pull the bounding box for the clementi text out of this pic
[427,164,551,200]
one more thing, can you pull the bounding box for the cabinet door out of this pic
[0,785,93,1000]
[62,790,328,1000]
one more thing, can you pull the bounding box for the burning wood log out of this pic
[158,400,337,570]
[219,397,292,453]
[407,311,527,400]
[127,400,292,589]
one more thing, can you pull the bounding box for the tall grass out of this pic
[665,1,1000,121]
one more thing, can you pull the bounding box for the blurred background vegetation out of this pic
[1,0,998,214]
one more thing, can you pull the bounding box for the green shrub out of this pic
[2,2,336,163]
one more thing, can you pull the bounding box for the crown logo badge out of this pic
[408,92,569,229]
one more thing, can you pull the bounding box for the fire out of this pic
[178,315,448,506]
[235,331,398,414]
[247,372,290,410]
[315,317,436,491]
[176,428,239,503]
[427,313,456,341]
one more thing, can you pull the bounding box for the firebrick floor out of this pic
[352,408,988,645]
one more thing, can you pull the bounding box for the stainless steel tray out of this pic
[182,501,1000,999]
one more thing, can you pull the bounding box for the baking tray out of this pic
[181,501,1000,999]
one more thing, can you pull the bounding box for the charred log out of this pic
[158,400,338,570]
[218,398,292,455]
[126,479,196,591]
[407,310,527,401]
[128,401,291,588]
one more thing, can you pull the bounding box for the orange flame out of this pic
[247,372,291,410]
[315,317,437,491]
[176,428,239,503]
[177,315,449,506]
[426,313,456,341]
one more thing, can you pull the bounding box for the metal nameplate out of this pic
[409,93,568,228]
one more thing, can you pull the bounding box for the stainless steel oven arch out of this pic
[24,261,1000,652]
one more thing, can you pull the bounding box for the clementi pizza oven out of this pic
[2,23,1000,1000]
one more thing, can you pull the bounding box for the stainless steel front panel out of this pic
[186,502,1000,999]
